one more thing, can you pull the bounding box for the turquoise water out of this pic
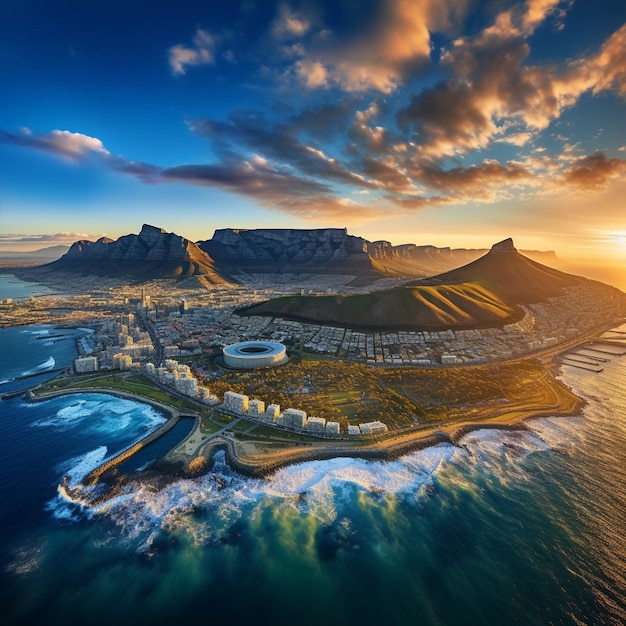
[1,324,625,625]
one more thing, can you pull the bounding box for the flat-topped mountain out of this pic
[239,239,584,331]
[49,224,227,283]
[46,225,563,285]
[198,228,377,277]
[198,228,559,280]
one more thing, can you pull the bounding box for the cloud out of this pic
[561,152,626,190]
[295,60,328,88]
[282,0,472,93]
[588,23,626,99]
[168,28,215,76]
[0,128,109,161]
[272,5,310,38]
[396,7,626,159]
[160,159,377,222]
[522,0,565,32]
[0,232,99,251]
[188,108,375,189]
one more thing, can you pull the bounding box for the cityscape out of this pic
[1,1,626,625]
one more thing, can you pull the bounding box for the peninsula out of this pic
[3,226,626,498]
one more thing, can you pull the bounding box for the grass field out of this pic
[39,373,202,413]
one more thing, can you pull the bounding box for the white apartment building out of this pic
[306,416,326,432]
[283,408,307,429]
[74,355,99,373]
[223,391,249,414]
[325,421,341,435]
[248,399,265,417]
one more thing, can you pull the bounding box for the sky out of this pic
[1,0,625,266]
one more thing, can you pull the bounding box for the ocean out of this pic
[0,273,54,301]
[1,322,625,626]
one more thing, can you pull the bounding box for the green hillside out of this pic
[242,281,520,330]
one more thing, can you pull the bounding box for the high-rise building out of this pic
[74,356,99,373]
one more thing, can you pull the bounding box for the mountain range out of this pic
[45,224,561,284]
[240,239,585,331]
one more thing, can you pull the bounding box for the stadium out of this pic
[222,341,289,369]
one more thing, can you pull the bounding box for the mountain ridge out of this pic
[49,224,228,283]
[43,224,565,285]
[239,239,585,331]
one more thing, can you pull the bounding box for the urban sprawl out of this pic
[1,273,622,438]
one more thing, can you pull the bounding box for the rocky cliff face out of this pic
[52,226,560,285]
[52,224,226,282]
[199,228,372,273]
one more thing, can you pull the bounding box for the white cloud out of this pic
[295,59,328,88]
[272,5,309,38]
[45,130,109,158]
[288,0,472,93]
[168,28,215,76]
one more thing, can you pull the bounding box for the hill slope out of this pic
[243,281,519,330]
[423,238,580,301]
[240,239,582,331]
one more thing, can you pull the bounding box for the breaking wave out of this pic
[31,394,166,435]
[75,424,568,552]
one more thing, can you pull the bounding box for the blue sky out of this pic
[1,0,625,263]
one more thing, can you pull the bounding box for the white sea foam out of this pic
[35,356,55,370]
[24,328,50,336]
[89,445,463,544]
[55,446,109,486]
[20,356,56,377]
[32,394,166,435]
[54,418,575,550]
[46,447,110,522]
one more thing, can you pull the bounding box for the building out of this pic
[359,421,388,435]
[175,376,197,395]
[325,421,341,435]
[283,408,307,429]
[112,353,133,370]
[74,355,99,373]
[348,425,361,436]
[248,399,265,418]
[198,387,218,404]
[223,391,249,414]
[306,416,326,432]
[264,404,281,422]
[441,354,458,365]
[222,341,289,369]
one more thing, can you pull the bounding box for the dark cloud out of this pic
[109,158,163,183]
[162,160,375,221]
[161,160,332,197]
[562,152,626,189]
[188,109,375,189]
[412,160,532,193]
[0,232,95,246]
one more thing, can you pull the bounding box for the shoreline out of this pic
[10,323,623,492]
[196,395,583,478]
[21,365,582,490]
